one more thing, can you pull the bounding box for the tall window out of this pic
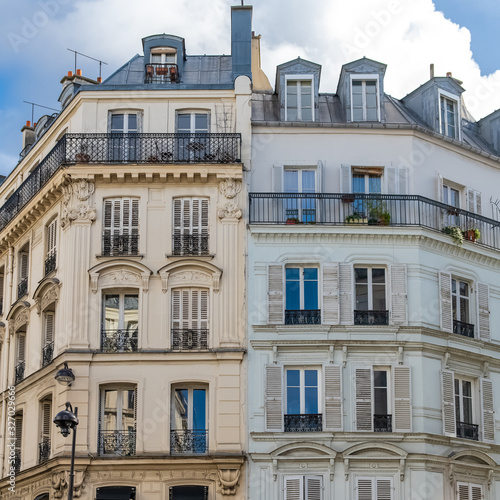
[455,378,477,440]
[373,369,391,432]
[14,413,22,472]
[172,198,209,256]
[109,113,138,162]
[171,386,207,453]
[45,219,57,276]
[352,170,382,217]
[355,477,393,500]
[351,80,379,121]
[42,311,55,366]
[354,267,387,325]
[452,278,471,330]
[443,184,460,208]
[99,387,136,456]
[176,113,209,162]
[456,483,482,500]
[285,267,319,325]
[18,248,29,299]
[440,95,457,138]
[15,333,26,384]
[103,198,139,256]
[101,293,139,352]
[286,79,313,121]
[284,476,323,500]
[39,398,51,463]
[284,169,316,223]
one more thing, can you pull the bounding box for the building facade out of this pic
[0,6,252,500]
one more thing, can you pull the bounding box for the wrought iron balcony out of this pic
[39,437,50,463]
[285,309,321,325]
[249,193,500,252]
[284,414,323,432]
[100,329,138,352]
[354,310,389,326]
[98,430,136,456]
[456,421,479,441]
[170,429,208,454]
[13,451,21,472]
[44,252,57,276]
[172,329,208,350]
[17,277,28,299]
[172,234,209,256]
[42,341,54,367]
[102,234,139,256]
[453,320,475,338]
[144,63,179,84]
[374,414,392,432]
[15,362,25,384]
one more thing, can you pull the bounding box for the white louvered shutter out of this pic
[399,167,409,195]
[324,365,342,431]
[439,272,453,333]
[390,264,408,326]
[17,335,26,363]
[376,478,392,500]
[339,263,353,325]
[436,174,443,202]
[47,219,57,256]
[272,165,284,192]
[441,370,456,437]
[471,485,482,500]
[265,364,283,432]
[393,366,412,432]
[477,283,490,342]
[173,199,182,236]
[15,414,22,452]
[356,478,372,500]
[340,164,351,193]
[172,290,181,330]
[458,483,482,500]
[481,378,494,443]
[458,483,469,500]
[305,476,322,500]
[467,188,482,215]
[355,367,373,431]
[103,200,113,252]
[268,264,284,324]
[316,161,324,194]
[44,312,54,345]
[172,289,208,330]
[41,400,51,439]
[322,263,339,325]
[20,252,29,280]
[386,166,397,194]
[284,476,302,500]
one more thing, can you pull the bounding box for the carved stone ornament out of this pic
[219,178,242,199]
[61,177,96,228]
[0,324,5,344]
[52,471,86,498]
[170,271,212,287]
[37,285,60,314]
[217,202,242,221]
[91,269,150,293]
[14,308,30,332]
[218,468,241,496]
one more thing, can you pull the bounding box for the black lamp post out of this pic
[53,402,79,500]
[55,362,75,386]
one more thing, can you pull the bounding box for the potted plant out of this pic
[345,213,368,224]
[367,201,391,225]
[75,144,90,162]
[443,226,464,246]
[286,217,300,225]
[463,228,480,242]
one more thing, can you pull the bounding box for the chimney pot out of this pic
[97,76,102,83]
[446,71,452,77]
[76,69,82,76]
[26,120,31,128]
[67,71,73,77]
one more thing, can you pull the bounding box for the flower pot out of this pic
[75,153,90,162]
[465,229,477,242]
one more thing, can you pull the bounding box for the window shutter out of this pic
[268,264,284,324]
[305,476,322,500]
[265,364,283,432]
[356,478,372,500]
[201,199,209,236]
[436,174,443,202]
[467,189,482,215]
[376,478,392,500]
[441,369,456,437]
[390,264,407,326]
[182,199,191,235]
[457,483,469,500]
[475,192,482,215]
[131,199,139,237]
[17,335,26,363]
[477,283,490,342]
[191,289,199,329]
[316,161,324,194]
[103,200,113,252]
[322,263,339,325]
[172,290,181,330]
[133,387,138,433]
[173,199,182,236]
[386,166,397,194]
[272,165,283,193]
[340,164,351,193]
[192,199,200,236]
[284,476,302,500]
[393,366,412,432]
[439,272,453,333]
[20,252,29,280]
[471,485,482,500]
[44,312,55,344]
[42,400,51,439]
[355,367,373,431]
[398,167,409,195]
[15,414,22,451]
[47,219,57,255]
[339,263,353,325]
[480,378,494,443]
[324,365,342,431]
[113,199,122,238]
[199,290,209,331]
[181,290,190,329]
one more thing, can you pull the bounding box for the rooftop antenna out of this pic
[67,48,108,79]
[23,101,60,124]
[241,0,244,5]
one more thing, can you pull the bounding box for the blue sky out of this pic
[0,0,499,177]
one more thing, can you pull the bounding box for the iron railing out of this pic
[100,329,138,352]
[102,234,139,256]
[13,451,21,472]
[285,309,321,325]
[42,341,54,367]
[453,320,475,338]
[17,277,28,299]
[172,234,209,256]
[284,414,323,432]
[0,133,241,232]
[39,437,50,463]
[170,429,208,454]
[456,421,479,441]
[44,252,57,276]
[15,362,25,384]
[144,63,179,84]
[249,193,500,251]
[172,329,208,350]
[354,310,389,325]
[98,430,136,456]
[374,414,392,432]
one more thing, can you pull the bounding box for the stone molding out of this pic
[61,177,96,228]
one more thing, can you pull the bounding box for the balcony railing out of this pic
[374,414,392,432]
[0,133,241,232]
[172,234,209,256]
[284,309,321,325]
[170,429,208,454]
[42,341,54,367]
[102,234,139,256]
[172,329,208,350]
[453,320,475,338]
[44,252,57,275]
[100,329,138,352]
[354,310,389,325]
[144,63,179,84]
[284,414,323,432]
[98,430,136,456]
[15,362,25,384]
[17,277,28,299]
[39,437,50,463]
[249,193,500,252]
[456,421,479,441]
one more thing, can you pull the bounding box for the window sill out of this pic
[95,254,144,260]
[165,254,214,261]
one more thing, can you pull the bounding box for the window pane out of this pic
[352,107,363,121]
[177,114,191,132]
[111,114,124,132]
[355,285,368,310]
[303,281,318,310]
[374,388,388,414]
[374,370,387,387]
[301,108,312,121]
[352,174,365,193]
[287,108,298,121]
[302,171,315,193]
[460,297,469,323]
[104,295,119,330]
[174,389,189,429]
[355,268,368,284]
[195,114,208,132]
[460,282,469,297]
[368,175,381,193]
[305,370,317,386]
[286,270,300,310]
[304,386,318,414]
[284,170,299,193]
[124,295,139,332]
[287,387,300,414]
[171,486,208,500]
[373,286,386,310]
[192,389,206,429]
[287,369,300,386]
[104,390,118,430]
[122,389,135,430]
[303,268,317,280]
[372,268,385,284]
[366,108,378,121]
[127,114,137,132]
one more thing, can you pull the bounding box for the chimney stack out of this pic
[430,63,434,79]
[446,71,452,77]
[231,5,253,81]
[21,121,35,152]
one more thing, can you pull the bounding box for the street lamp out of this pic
[54,402,79,500]
[54,362,75,386]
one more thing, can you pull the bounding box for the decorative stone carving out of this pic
[14,308,30,331]
[217,202,242,221]
[100,270,142,288]
[61,177,96,228]
[0,323,5,344]
[218,468,241,496]
[52,471,86,498]
[37,285,60,314]
[219,178,242,199]
[161,272,170,293]
[170,271,212,287]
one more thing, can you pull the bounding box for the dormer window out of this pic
[150,47,177,64]
[439,91,459,139]
[285,76,313,121]
[146,47,178,84]
[351,76,380,122]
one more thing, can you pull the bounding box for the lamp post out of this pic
[53,402,79,500]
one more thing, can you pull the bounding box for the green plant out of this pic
[443,226,464,246]
[366,201,391,225]
[345,213,368,224]
[463,228,480,241]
